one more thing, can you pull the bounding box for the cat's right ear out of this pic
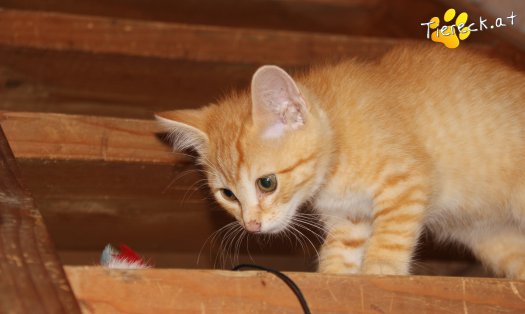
[251,65,308,139]
[155,109,209,154]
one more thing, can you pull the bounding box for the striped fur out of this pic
[157,44,525,278]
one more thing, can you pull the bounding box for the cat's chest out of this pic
[313,186,373,221]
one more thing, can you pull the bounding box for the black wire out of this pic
[232,263,311,314]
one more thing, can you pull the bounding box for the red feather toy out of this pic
[100,244,152,269]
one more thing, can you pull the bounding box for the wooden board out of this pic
[59,250,321,272]
[0,9,406,66]
[0,8,418,118]
[0,111,177,163]
[65,266,525,313]
[0,125,80,313]
[0,48,260,118]
[59,250,489,276]
[0,0,387,36]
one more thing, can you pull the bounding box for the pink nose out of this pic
[245,220,261,233]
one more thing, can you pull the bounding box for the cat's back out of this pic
[306,44,525,165]
[388,46,525,210]
[383,46,525,148]
[308,44,525,215]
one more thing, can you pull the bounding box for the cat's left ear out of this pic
[251,65,308,138]
[155,109,209,154]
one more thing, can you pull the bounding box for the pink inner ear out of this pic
[251,65,307,135]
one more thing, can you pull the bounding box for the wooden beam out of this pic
[59,251,489,276]
[0,0,384,36]
[0,111,177,163]
[60,250,321,272]
[66,266,525,313]
[0,47,270,118]
[0,125,80,313]
[0,9,407,66]
[0,48,260,117]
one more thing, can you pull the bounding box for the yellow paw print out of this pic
[430,8,471,48]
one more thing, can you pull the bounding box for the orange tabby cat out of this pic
[156,44,525,278]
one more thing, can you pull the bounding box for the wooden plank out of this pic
[0,0,385,36]
[0,111,178,163]
[0,48,261,118]
[0,9,408,66]
[65,266,525,313]
[1,47,523,120]
[0,125,81,313]
[59,251,320,272]
[59,250,489,276]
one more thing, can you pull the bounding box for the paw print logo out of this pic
[429,8,471,48]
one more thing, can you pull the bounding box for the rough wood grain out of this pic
[0,48,261,118]
[59,250,489,276]
[0,9,407,66]
[65,266,525,313]
[0,111,178,163]
[0,125,80,313]
[0,0,385,36]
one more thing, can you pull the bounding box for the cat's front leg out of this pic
[318,218,372,274]
[361,180,428,275]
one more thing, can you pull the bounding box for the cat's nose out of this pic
[245,220,261,233]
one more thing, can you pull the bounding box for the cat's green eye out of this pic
[220,188,237,201]
[257,174,277,193]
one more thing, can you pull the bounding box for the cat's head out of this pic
[156,66,333,234]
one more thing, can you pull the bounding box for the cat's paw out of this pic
[319,264,360,275]
[361,261,407,276]
[318,257,361,274]
[430,8,471,48]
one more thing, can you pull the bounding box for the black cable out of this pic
[232,263,311,314]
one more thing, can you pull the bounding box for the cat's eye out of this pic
[220,188,237,201]
[257,174,278,193]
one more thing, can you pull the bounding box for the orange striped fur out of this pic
[157,44,525,278]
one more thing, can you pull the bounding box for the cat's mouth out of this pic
[242,213,294,234]
[242,220,283,234]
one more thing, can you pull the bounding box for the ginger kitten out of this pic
[157,44,525,278]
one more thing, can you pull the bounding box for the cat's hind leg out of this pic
[318,218,372,274]
[453,224,525,279]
